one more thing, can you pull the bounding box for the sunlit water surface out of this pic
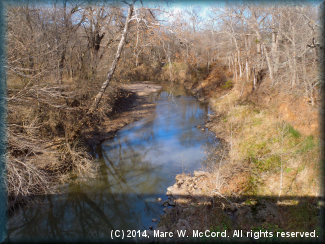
[6,81,218,242]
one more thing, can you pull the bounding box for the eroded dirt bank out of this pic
[83,82,162,146]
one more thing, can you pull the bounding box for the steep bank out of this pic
[83,83,162,146]
[149,62,320,242]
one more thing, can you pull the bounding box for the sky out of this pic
[140,0,323,30]
[167,0,219,19]
[168,0,223,8]
[138,0,225,28]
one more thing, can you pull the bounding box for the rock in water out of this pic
[162,200,169,207]
[162,199,176,207]
[168,200,176,206]
[163,208,169,213]
[176,95,181,98]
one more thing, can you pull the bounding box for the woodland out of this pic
[3,0,323,213]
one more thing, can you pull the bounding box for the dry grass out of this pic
[180,79,321,235]
[206,83,320,198]
[5,76,128,207]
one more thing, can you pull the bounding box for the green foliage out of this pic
[298,135,315,153]
[221,80,233,89]
[245,199,257,205]
[277,123,300,139]
[285,167,292,173]
[246,175,259,195]
[286,124,301,139]
[249,154,281,173]
[246,141,271,158]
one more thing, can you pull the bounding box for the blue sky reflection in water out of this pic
[98,81,216,193]
[6,82,218,242]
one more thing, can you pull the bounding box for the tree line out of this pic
[164,2,322,104]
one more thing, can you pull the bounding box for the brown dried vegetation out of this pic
[6,76,132,208]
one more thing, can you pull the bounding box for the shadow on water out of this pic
[4,81,324,243]
[4,192,324,243]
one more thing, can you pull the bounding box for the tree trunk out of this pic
[291,26,297,87]
[284,42,293,86]
[233,54,237,80]
[256,32,274,83]
[246,58,249,81]
[238,50,242,78]
[257,42,261,54]
[88,4,134,113]
[253,67,256,90]
[245,35,249,81]
[274,33,281,74]
[69,3,134,141]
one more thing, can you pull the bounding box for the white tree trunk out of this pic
[89,4,134,113]
[253,67,256,90]
[246,58,249,81]
[238,50,242,78]
[256,32,274,83]
[292,26,297,87]
[274,33,281,74]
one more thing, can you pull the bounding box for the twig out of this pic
[217,92,230,101]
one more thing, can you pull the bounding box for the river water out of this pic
[6,81,218,242]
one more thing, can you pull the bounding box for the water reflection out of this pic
[6,81,218,242]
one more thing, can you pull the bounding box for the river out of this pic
[6,81,218,242]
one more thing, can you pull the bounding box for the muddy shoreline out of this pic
[83,83,162,147]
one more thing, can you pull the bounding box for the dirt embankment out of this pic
[83,83,162,146]
[149,62,320,242]
[6,80,162,210]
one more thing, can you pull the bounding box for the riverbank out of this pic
[83,83,162,146]
[151,63,321,242]
[7,79,162,210]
